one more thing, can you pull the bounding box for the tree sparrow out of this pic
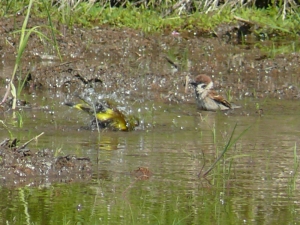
[190,74,239,111]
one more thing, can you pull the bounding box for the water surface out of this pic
[1,93,300,224]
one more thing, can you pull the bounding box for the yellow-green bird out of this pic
[65,100,139,131]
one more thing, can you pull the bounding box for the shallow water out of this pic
[1,91,300,224]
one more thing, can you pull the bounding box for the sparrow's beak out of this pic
[189,81,197,87]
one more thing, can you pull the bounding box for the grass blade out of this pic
[202,123,250,177]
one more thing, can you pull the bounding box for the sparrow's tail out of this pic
[231,104,241,109]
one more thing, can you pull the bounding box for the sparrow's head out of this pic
[190,74,213,93]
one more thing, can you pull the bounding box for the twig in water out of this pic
[16,132,45,151]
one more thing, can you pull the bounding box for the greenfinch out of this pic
[65,99,139,131]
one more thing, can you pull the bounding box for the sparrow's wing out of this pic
[209,91,232,109]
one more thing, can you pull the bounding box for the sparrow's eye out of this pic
[200,84,207,89]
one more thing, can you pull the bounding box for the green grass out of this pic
[1,1,300,36]
[202,123,250,177]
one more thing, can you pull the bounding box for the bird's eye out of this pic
[201,84,207,89]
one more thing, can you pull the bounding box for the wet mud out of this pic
[0,138,92,187]
[1,17,299,103]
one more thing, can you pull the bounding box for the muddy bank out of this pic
[1,17,300,104]
[0,137,92,187]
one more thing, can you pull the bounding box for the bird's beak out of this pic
[189,81,197,87]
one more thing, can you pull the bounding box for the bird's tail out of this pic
[64,102,95,114]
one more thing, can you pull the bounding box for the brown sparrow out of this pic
[190,74,239,111]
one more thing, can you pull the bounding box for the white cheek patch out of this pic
[206,81,213,90]
[196,84,206,93]
[196,84,208,99]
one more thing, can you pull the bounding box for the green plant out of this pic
[41,0,62,60]
[201,123,250,177]
[211,122,216,144]
[288,143,299,192]
[1,0,34,109]
[54,146,63,157]
[0,0,61,109]
[0,120,13,139]
[17,71,30,98]
[16,111,24,128]
[255,102,260,110]
[226,89,233,103]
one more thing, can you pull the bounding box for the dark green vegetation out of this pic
[1,0,300,37]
